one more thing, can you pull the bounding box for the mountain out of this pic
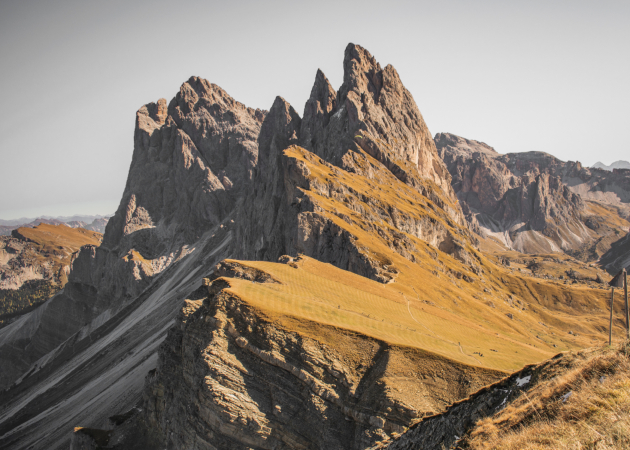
[0,224,103,327]
[0,216,111,236]
[0,45,623,450]
[592,160,630,171]
[435,132,630,259]
[0,75,266,448]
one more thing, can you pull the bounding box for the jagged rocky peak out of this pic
[0,78,266,393]
[137,97,168,131]
[235,44,478,276]
[299,69,337,149]
[435,132,598,254]
[167,76,266,185]
[105,78,266,250]
[258,96,302,171]
[434,132,497,157]
[299,43,458,204]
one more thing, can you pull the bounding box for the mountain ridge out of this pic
[0,44,625,450]
[592,160,630,171]
[435,132,630,260]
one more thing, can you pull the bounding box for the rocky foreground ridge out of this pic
[373,342,630,449]
[435,132,630,259]
[0,44,625,450]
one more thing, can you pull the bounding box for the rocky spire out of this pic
[299,43,459,206]
[236,96,301,261]
[300,69,337,150]
[258,96,302,178]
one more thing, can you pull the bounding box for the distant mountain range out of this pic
[591,160,630,171]
[0,214,111,235]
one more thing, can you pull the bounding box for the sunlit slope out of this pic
[219,253,615,375]
[15,223,102,249]
[224,146,626,372]
[0,224,103,323]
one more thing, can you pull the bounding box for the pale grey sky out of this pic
[0,0,628,220]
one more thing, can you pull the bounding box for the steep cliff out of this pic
[0,79,264,449]
[237,45,470,280]
[0,79,265,392]
[435,132,630,256]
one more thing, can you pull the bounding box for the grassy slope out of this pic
[464,342,630,449]
[0,224,102,324]
[15,223,102,255]
[214,146,626,377]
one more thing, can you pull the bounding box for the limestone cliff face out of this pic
[0,79,265,391]
[235,97,302,263]
[435,132,630,255]
[300,45,455,199]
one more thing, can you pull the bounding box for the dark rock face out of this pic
[0,79,265,391]
[236,96,302,262]
[105,79,265,251]
[599,231,630,274]
[373,362,543,450]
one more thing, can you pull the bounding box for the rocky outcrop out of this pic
[136,261,502,450]
[236,46,474,282]
[299,45,462,224]
[371,359,546,450]
[0,79,265,392]
[374,345,629,450]
[436,132,629,255]
[0,224,104,332]
[0,224,101,291]
[599,231,630,274]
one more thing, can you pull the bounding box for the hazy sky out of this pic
[0,0,628,220]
